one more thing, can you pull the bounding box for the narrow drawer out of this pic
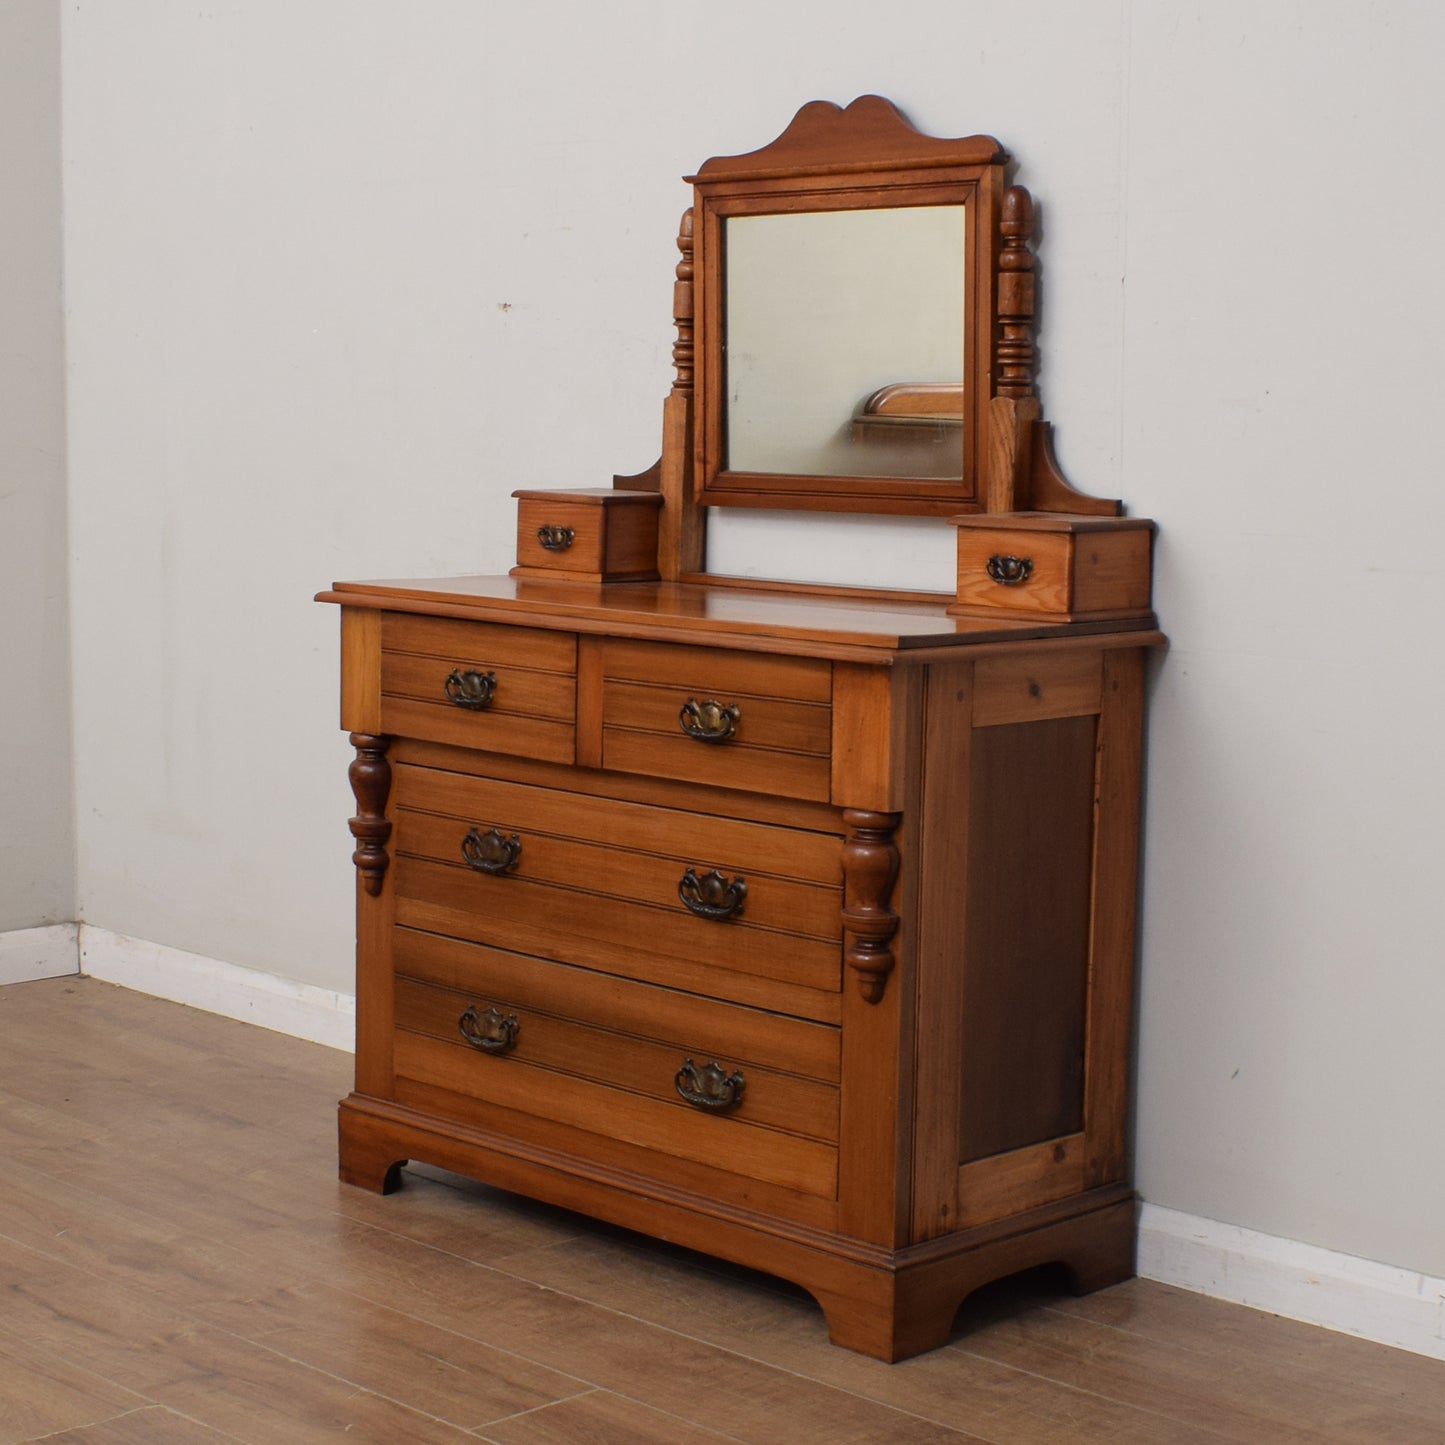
[380,613,576,763]
[391,935,839,1201]
[599,639,832,802]
[390,766,844,1020]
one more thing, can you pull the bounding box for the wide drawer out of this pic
[380,613,576,763]
[598,639,832,802]
[390,930,838,1202]
[391,763,845,1022]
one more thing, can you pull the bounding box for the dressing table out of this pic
[320,96,1160,1360]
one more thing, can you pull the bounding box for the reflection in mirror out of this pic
[724,205,966,480]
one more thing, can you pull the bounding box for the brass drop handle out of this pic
[678,867,746,921]
[444,668,497,710]
[676,1058,746,1113]
[679,698,739,743]
[459,1004,519,1055]
[461,826,522,875]
[536,525,575,552]
[986,554,1033,586]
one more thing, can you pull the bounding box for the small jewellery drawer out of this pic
[598,639,832,802]
[390,763,845,1022]
[950,515,1154,622]
[511,488,662,581]
[390,929,839,1203]
[379,614,576,763]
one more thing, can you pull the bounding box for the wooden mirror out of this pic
[691,97,1006,517]
[720,204,967,486]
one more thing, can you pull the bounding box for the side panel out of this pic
[957,712,1097,1162]
[911,647,1144,1239]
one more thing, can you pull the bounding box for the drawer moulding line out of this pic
[0,922,80,985]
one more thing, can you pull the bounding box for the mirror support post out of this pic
[995,187,1038,402]
[659,391,703,577]
[983,185,1121,517]
[982,186,1040,512]
[659,208,705,578]
[986,394,1039,512]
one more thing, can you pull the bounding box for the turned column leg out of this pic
[344,730,398,1103]
[347,732,392,895]
[841,809,901,1004]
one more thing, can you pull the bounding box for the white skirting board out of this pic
[1138,1203,1445,1361]
[0,923,80,984]
[77,925,354,1053]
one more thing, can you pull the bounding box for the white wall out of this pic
[56,0,1445,1283]
[1124,2,1445,1281]
[0,0,73,933]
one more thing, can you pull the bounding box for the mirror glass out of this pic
[723,204,966,480]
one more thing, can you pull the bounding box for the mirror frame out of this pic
[689,97,1008,517]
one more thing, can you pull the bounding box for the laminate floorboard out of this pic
[0,977,1439,1443]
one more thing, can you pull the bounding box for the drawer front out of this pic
[391,932,838,1202]
[391,764,845,1020]
[954,531,1073,614]
[599,639,832,802]
[514,498,608,575]
[514,494,660,580]
[380,614,576,762]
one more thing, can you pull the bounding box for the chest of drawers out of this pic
[323,575,1159,1359]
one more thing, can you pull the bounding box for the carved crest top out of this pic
[687,95,1007,185]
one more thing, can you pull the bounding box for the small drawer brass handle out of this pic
[444,668,497,710]
[459,1004,519,1055]
[679,698,740,743]
[536,524,575,552]
[986,554,1033,586]
[461,826,522,875]
[678,867,746,921]
[676,1058,746,1113]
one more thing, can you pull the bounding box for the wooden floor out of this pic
[1,979,1442,1444]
